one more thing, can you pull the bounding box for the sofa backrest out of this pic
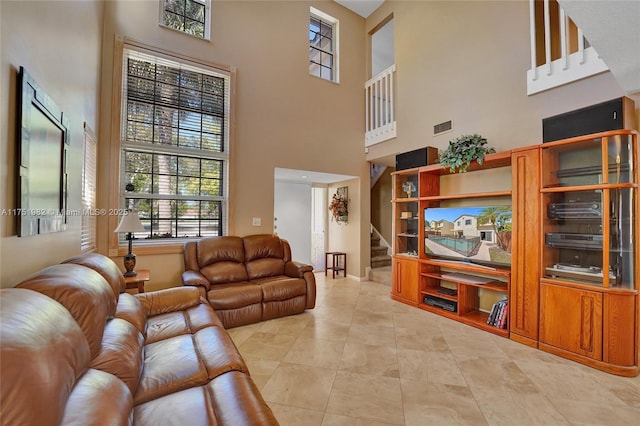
[185,236,249,284]
[0,288,132,425]
[183,234,294,284]
[63,251,126,298]
[243,234,287,279]
[16,264,116,358]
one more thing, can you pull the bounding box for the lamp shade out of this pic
[114,210,145,233]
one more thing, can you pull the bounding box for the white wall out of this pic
[274,181,312,265]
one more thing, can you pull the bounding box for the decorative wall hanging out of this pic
[329,186,348,224]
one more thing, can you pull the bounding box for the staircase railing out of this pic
[371,224,391,256]
[365,64,396,146]
[527,0,608,95]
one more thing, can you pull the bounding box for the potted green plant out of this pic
[438,134,496,173]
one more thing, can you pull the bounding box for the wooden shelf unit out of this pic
[419,259,510,337]
[390,130,639,376]
[391,152,513,337]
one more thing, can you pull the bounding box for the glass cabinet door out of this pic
[393,171,419,258]
[541,133,636,289]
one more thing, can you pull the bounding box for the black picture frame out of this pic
[16,66,69,237]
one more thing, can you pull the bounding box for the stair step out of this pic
[371,235,381,245]
[372,259,392,268]
[371,246,388,256]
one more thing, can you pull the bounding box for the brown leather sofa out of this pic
[182,234,316,328]
[0,253,278,425]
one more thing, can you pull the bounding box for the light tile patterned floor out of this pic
[227,273,640,426]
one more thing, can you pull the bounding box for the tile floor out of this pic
[227,273,640,425]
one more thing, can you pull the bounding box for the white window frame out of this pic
[159,0,211,40]
[110,39,232,254]
[81,123,98,253]
[309,7,339,83]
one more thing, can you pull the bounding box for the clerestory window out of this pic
[160,0,211,40]
[309,7,339,83]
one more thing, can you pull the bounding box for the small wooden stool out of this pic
[325,252,346,278]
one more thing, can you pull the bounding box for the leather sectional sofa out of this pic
[0,253,278,425]
[182,234,316,328]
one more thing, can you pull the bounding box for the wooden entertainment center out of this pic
[391,130,639,376]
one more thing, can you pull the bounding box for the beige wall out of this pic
[97,1,369,288]
[0,0,104,287]
[3,1,639,289]
[327,178,365,279]
[364,0,639,166]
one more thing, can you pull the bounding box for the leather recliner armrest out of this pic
[182,270,211,290]
[135,287,202,317]
[284,261,313,278]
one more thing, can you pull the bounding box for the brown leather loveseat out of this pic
[0,253,278,425]
[182,234,316,328]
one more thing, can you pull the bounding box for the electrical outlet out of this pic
[252,217,261,226]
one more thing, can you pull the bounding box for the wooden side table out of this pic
[124,269,150,293]
[325,252,346,278]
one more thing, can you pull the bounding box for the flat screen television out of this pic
[424,206,512,268]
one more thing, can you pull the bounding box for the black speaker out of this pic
[542,97,635,143]
[396,147,438,171]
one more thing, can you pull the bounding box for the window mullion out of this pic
[121,45,228,242]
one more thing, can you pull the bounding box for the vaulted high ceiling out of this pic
[336,0,640,95]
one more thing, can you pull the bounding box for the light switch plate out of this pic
[252,217,261,226]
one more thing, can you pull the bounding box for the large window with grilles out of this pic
[119,47,230,242]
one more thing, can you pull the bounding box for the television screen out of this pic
[424,206,512,267]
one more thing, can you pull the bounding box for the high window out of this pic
[118,46,230,243]
[160,0,211,40]
[309,7,339,82]
[81,123,97,253]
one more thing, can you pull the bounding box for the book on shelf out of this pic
[487,298,508,329]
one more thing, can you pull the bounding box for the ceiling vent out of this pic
[434,120,453,135]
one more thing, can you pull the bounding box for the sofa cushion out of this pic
[255,276,307,301]
[201,261,249,285]
[194,326,249,378]
[246,257,286,280]
[215,304,263,329]
[115,292,147,336]
[207,282,262,310]
[243,234,284,261]
[207,371,280,425]
[62,368,133,426]
[16,264,114,358]
[90,317,144,395]
[199,235,245,266]
[134,334,210,405]
[0,288,91,426]
[133,372,278,425]
[263,295,307,321]
[144,302,224,345]
[244,234,286,279]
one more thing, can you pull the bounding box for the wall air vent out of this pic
[434,120,453,135]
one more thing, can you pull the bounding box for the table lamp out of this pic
[114,209,145,277]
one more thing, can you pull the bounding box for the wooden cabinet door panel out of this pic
[392,258,418,303]
[540,283,603,359]
[510,149,540,341]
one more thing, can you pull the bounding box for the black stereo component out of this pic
[545,233,603,250]
[423,295,457,312]
[396,147,438,171]
[547,201,602,219]
[542,97,635,143]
